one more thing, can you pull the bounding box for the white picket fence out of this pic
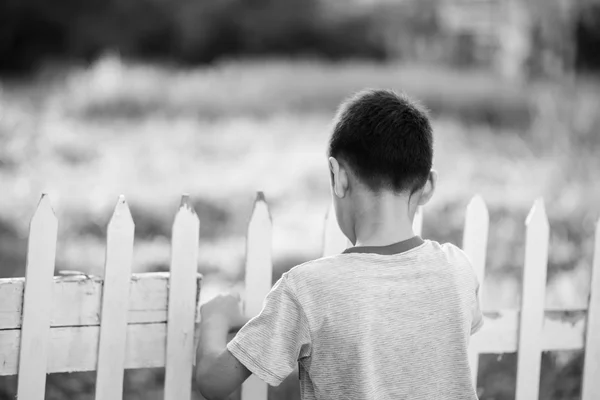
[0,193,599,400]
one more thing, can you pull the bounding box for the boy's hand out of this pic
[200,293,250,332]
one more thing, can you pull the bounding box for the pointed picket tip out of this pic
[525,197,549,228]
[32,193,56,219]
[165,194,200,400]
[108,195,134,228]
[179,193,196,213]
[18,193,58,399]
[172,194,200,233]
[467,194,489,218]
[250,191,272,222]
[30,193,58,234]
[173,194,199,225]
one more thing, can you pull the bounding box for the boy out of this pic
[196,89,484,400]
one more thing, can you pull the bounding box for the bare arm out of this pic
[196,278,310,396]
[196,313,252,399]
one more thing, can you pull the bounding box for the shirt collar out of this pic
[342,236,425,255]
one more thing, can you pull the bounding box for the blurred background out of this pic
[0,0,599,398]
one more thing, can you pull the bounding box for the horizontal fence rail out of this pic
[0,192,598,400]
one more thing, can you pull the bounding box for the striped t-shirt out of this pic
[228,237,483,399]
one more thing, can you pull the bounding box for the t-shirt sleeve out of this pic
[471,279,484,335]
[227,273,312,387]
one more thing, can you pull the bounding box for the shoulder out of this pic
[432,240,479,286]
[437,241,472,264]
[418,240,470,264]
[285,254,346,279]
[402,240,470,264]
[281,254,349,293]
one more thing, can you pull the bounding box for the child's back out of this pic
[197,89,483,400]
[229,238,482,399]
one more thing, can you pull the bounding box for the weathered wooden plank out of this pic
[582,218,600,400]
[0,273,183,329]
[322,203,349,257]
[242,192,273,400]
[470,309,587,353]
[0,274,203,377]
[412,206,423,237]
[164,195,200,400]
[1,323,167,375]
[95,196,135,400]
[515,199,549,400]
[17,194,58,399]
[462,195,489,386]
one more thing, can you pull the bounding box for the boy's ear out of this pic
[328,157,347,198]
[418,170,437,206]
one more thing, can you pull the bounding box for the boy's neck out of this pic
[352,191,417,248]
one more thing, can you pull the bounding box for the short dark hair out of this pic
[328,89,433,193]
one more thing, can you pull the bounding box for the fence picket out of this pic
[323,203,349,257]
[241,192,273,400]
[462,195,489,386]
[413,206,423,237]
[95,195,135,400]
[582,218,600,400]
[515,198,549,400]
[16,194,58,400]
[164,195,200,400]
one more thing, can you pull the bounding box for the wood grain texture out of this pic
[0,274,202,376]
[1,324,166,375]
[0,273,186,329]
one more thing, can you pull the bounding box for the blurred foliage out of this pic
[0,0,390,73]
[52,56,531,129]
[1,0,599,75]
[574,0,600,71]
[525,0,600,77]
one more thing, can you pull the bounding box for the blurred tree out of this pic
[574,0,600,72]
[0,0,390,75]
[0,0,72,72]
[525,0,600,76]
[368,0,441,60]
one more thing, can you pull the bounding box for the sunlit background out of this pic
[1,0,599,398]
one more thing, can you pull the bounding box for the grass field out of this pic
[0,55,599,399]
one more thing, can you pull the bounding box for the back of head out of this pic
[328,89,433,194]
